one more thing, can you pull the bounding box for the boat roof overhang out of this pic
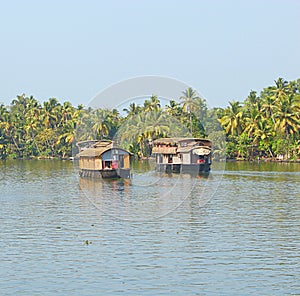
[154,137,212,146]
[77,147,111,158]
[152,147,177,154]
[177,145,211,153]
[78,147,130,158]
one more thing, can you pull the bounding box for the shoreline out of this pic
[226,158,300,163]
[1,156,299,163]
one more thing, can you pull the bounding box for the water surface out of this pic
[0,160,299,295]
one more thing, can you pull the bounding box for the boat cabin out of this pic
[152,138,212,174]
[77,140,131,178]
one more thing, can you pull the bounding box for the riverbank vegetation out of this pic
[0,78,299,160]
[218,78,300,160]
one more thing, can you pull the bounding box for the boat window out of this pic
[159,155,163,163]
[119,155,124,168]
[104,161,112,169]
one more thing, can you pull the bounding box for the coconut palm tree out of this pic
[269,78,292,102]
[143,95,161,112]
[60,101,74,125]
[165,100,181,117]
[11,94,27,117]
[0,104,10,157]
[180,87,201,134]
[75,107,96,141]
[42,98,60,129]
[261,96,276,124]
[116,109,173,157]
[218,101,244,136]
[116,112,147,156]
[254,119,274,157]
[243,106,262,140]
[244,90,259,108]
[8,112,24,157]
[123,102,142,116]
[273,94,300,137]
[91,109,111,140]
[143,109,170,140]
[24,114,41,156]
[0,104,9,125]
[194,97,208,122]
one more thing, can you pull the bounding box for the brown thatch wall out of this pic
[152,147,177,154]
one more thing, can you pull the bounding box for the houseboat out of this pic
[152,138,212,174]
[77,140,131,179]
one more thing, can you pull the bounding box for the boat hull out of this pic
[156,163,211,175]
[79,169,130,179]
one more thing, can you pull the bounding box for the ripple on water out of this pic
[0,160,299,295]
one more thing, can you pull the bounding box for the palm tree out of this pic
[91,109,111,140]
[8,112,24,157]
[244,90,259,107]
[11,94,27,117]
[218,101,244,136]
[116,112,147,156]
[58,120,77,145]
[180,87,201,134]
[42,98,60,129]
[261,96,276,124]
[57,119,78,157]
[0,104,10,157]
[60,101,74,125]
[273,94,300,137]
[165,100,181,116]
[123,102,142,116]
[194,97,208,122]
[0,104,9,124]
[116,109,172,157]
[75,107,96,141]
[143,95,161,112]
[24,113,41,156]
[268,78,292,102]
[254,119,274,157]
[143,110,170,140]
[243,106,261,140]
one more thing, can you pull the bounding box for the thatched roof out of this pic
[154,137,212,146]
[77,146,112,157]
[152,146,177,154]
[152,137,212,156]
[77,140,130,158]
[177,145,211,154]
[153,138,185,145]
[77,140,112,153]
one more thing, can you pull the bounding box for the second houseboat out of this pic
[152,137,212,174]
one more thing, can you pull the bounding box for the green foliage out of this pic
[236,133,252,159]
[218,78,300,160]
[1,78,298,161]
[208,130,226,160]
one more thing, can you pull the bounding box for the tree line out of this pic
[218,78,300,160]
[0,77,299,160]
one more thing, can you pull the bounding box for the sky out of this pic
[0,0,299,108]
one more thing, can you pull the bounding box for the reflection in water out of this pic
[79,166,224,221]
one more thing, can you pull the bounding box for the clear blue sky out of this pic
[0,0,299,108]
